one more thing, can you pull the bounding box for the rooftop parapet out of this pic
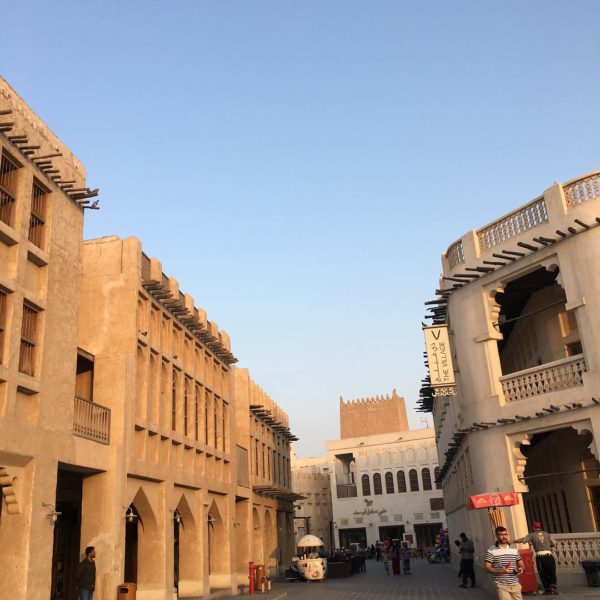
[441,170,600,281]
[243,371,297,441]
[340,388,403,406]
[339,388,409,437]
[140,251,237,365]
[0,77,99,207]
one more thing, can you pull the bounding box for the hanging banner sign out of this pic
[423,325,456,387]
[466,492,520,510]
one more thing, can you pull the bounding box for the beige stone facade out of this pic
[290,454,333,549]
[340,389,408,438]
[425,171,600,585]
[0,79,297,600]
[0,76,91,600]
[328,410,446,549]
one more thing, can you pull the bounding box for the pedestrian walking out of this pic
[75,546,96,600]
[485,526,524,600]
[458,532,476,588]
[400,541,412,574]
[514,522,558,594]
[381,547,390,575]
[391,540,401,575]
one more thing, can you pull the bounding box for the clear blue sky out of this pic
[3,1,598,456]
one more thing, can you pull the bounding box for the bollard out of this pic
[248,561,256,595]
[266,576,271,593]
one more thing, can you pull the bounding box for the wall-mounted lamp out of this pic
[173,510,183,525]
[233,521,242,528]
[42,503,61,524]
[208,515,216,525]
[203,501,210,508]
[125,507,138,523]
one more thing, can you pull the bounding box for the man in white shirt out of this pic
[485,526,524,600]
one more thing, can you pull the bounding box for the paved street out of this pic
[226,559,599,600]
[272,560,488,600]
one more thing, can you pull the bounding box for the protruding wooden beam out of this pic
[483,260,508,266]
[517,241,539,251]
[493,252,516,261]
[466,266,494,273]
[574,218,590,229]
[501,249,525,257]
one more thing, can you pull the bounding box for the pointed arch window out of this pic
[397,470,407,493]
[361,474,371,496]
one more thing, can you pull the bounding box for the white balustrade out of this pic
[500,354,585,403]
[73,396,111,444]
[563,171,600,209]
[478,197,548,252]
[553,532,600,571]
[446,240,465,269]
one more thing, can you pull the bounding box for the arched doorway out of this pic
[521,427,600,532]
[252,507,262,563]
[234,498,250,574]
[207,499,228,588]
[174,494,200,597]
[124,488,160,590]
[263,510,275,575]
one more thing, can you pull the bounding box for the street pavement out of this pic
[271,559,489,600]
[220,558,599,600]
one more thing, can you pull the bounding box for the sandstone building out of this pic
[290,454,333,549]
[0,76,96,600]
[327,392,446,548]
[423,171,600,586]
[0,78,298,600]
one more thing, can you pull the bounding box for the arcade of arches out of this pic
[520,426,600,533]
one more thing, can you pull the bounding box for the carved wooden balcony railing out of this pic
[336,483,358,498]
[73,397,111,444]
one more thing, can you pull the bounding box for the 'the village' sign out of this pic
[423,325,456,394]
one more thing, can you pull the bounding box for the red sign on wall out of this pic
[466,492,519,510]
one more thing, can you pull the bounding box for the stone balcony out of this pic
[500,354,586,403]
[336,483,358,498]
[443,171,600,276]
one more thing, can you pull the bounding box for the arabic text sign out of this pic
[423,325,455,387]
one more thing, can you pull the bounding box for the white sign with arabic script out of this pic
[423,325,455,387]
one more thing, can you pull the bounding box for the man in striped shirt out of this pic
[485,526,524,600]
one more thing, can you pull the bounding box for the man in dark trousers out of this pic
[76,546,96,600]
[458,532,476,588]
[514,522,558,594]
